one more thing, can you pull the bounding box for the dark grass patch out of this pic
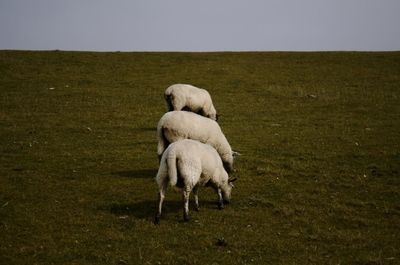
[112,169,158,179]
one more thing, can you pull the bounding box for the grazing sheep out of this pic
[154,139,236,223]
[157,111,235,173]
[165,84,218,121]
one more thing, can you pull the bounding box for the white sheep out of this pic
[157,110,236,173]
[164,84,218,121]
[154,139,236,223]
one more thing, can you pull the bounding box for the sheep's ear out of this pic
[228,177,237,183]
[228,177,237,188]
[232,151,242,157]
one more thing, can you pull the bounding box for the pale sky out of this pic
[1,0,399,51]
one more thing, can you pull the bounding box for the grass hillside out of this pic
[0,50,399,265]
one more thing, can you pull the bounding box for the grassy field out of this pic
[0,50,399,265]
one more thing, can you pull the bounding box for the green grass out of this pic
[0,50,399,264]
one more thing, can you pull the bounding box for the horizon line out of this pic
[1,48,400,53]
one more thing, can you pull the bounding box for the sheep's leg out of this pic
[217,188,224,210]
[193,185,200,211]
[182,187,191,222]
[154,183,167,224]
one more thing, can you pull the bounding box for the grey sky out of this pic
[1,0,399,51]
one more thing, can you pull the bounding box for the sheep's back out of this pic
[172,139,223,179]
[162,111,219,140]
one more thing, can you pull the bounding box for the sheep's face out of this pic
[207,113,217,121]
[223,158,234,173]
[221,178,237,203]
[221,185,232,203]
[205,114,218,121]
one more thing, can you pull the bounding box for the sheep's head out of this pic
[208,113,218,121]
[223,161,233,173]
[232,151,241,158]
[221,151,241,173]
[221,177,237,203]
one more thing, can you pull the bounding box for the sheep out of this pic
[154,139,236,223]
[164,84,218,121]
[157,110,236,173]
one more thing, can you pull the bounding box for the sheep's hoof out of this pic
[195,206,200,212]
[218,202,224,210]
[154,216,160,225]
[223,199,230,205]
[183,214,190,222]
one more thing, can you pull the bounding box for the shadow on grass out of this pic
[112,169,157,179]
[109,200,180,220]
[133,127,156,132]
[108,200,220,220]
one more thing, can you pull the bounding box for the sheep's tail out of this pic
[155,155,168,187]
[166,151,178,186]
